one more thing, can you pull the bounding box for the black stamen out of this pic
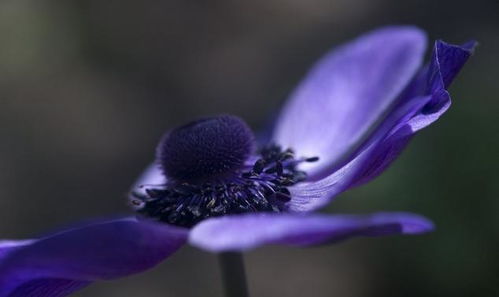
[305,156,320,162]
[131,144,317,228]
[252,159,266,174]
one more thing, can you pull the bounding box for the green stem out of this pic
[219,252,249,297]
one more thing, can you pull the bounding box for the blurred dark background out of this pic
[0,0,497,296]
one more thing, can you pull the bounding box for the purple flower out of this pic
[0,26,475,296]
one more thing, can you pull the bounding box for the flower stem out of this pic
[219,252,249,297]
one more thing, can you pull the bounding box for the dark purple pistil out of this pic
[130,115,318,228]
[158,115,254,183]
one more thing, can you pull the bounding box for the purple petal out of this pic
[189,212,433,252]
[7,279,90,297]
[0,217,188,297]
[272,26,427,177]
[133,163,166,188]
[429,40,477,90]
[129,163,167,205]
[288,40,476,211]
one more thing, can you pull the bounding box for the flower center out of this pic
[130,115,318,228]
[158,115,254,183]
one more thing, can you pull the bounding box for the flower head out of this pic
[0,26,476,296]
[131,114,319,227]
[157,115,255,183]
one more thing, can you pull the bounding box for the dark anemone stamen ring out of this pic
[131,116,319,227]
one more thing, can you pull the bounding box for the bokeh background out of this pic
[0,1,497,296]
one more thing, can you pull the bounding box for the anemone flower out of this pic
[0,26,475,297]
